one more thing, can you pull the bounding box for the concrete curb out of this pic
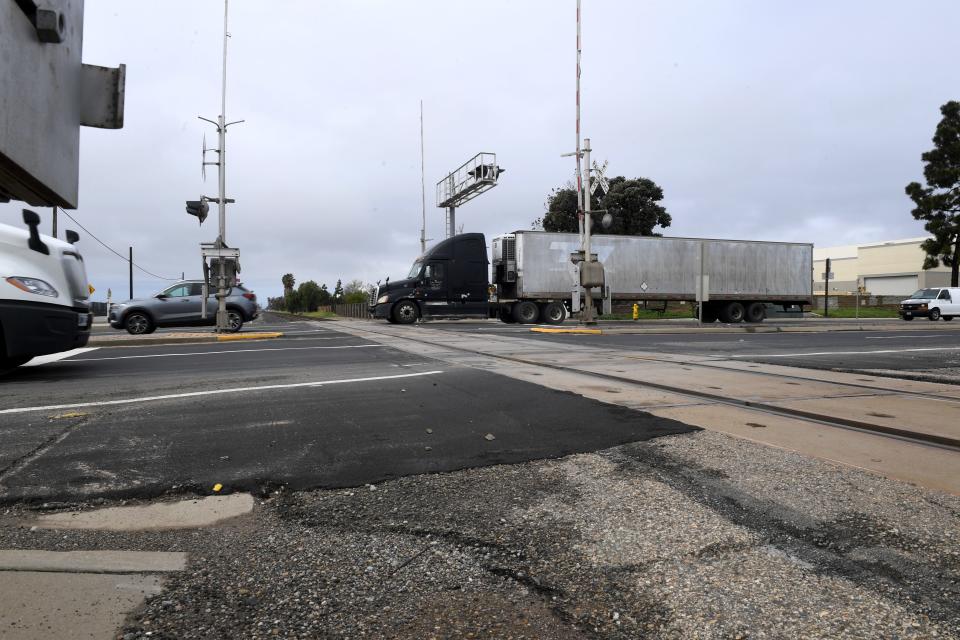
[0,550,187,573]
[88,332,284,347]
[33,494,254,531]
[217,332,283,341]
[530,327,603,335]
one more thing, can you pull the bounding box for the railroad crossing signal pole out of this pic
[197,0,243,333]
[582,138,597,325]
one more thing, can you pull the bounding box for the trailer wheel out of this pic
[392,300,420,325]
[512,301,540,324]
[718,302,745,323]
[540,302,567,325]
[745,302,766,323]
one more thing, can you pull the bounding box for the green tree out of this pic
[319,283,331,305]
[333,279,344,302]
[281,273,295,294]
[540,176,671,236]
[297,280,323,312]
[284,289,302,313]
[343,279,370,304]
[906,101,960,286]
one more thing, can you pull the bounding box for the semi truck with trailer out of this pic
[0,210,92,373]
[370,231,813,325]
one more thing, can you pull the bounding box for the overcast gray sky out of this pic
[3,0,958,301]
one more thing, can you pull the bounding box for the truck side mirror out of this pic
[66,230,80,244]
[22,209,49,255]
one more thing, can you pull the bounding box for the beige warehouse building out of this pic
[813,237,953,295]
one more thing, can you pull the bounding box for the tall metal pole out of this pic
[128,246,133,300]
[582,137,596,325]
[51,206,57,237]
[575,0,583,238]
[215,0,229,332]
[446,174,456,239]
[419,100,427,254]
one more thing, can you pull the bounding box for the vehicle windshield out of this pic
[407,261,423,279]
[909,288,940,299]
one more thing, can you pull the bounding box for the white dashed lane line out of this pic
[61,344,383,363]
[0,371,444,415]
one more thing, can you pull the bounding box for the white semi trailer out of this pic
[492,231,813,323]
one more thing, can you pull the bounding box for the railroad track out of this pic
[346,322,960,452]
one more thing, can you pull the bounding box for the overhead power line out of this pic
[58,209,179,281]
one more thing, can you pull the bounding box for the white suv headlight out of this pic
[6,277,59,297]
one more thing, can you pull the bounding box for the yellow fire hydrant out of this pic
[632,303,639,321]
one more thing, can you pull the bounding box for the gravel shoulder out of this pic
[2,429,957,639]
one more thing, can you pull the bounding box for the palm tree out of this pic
[281,273,295,294]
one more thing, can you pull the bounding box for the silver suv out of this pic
[108,281,259,334]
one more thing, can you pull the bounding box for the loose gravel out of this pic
[1,430,958,639]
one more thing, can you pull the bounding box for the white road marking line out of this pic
[63,344,381,362]
[865,334,949,339]
[731,346,960,358]
[23,348,100,366]
[0,370,444,415]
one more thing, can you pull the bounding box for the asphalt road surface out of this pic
[421,320,960,375]
[0,316,693,503]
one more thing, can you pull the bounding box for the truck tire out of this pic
[125,312,155,335]
[498,308,517,324]
[744,302,766,323]
[392,300,420,325]
[718,302,745,323]
[540,302,567,325]
[929,308,941,321]
[512,301,539,324]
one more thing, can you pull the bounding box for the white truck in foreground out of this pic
[0,209,92,373]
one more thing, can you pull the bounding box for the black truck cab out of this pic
[371,233,490,324]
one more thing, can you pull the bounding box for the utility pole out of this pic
[575,0,583,237]
[824,257,831,318]
[562,0,602,326]
[51,205,57,238]
[128,246,133,300]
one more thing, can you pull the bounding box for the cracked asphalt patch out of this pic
[0,366,694,505]
[2,430,955,639]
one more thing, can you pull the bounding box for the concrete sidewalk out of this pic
[0,494,254,639]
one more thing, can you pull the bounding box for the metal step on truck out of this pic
[370,231,813,325]
[0,210,92,373]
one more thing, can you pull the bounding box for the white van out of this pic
[899,287,960,321]
[0,210,92,372]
